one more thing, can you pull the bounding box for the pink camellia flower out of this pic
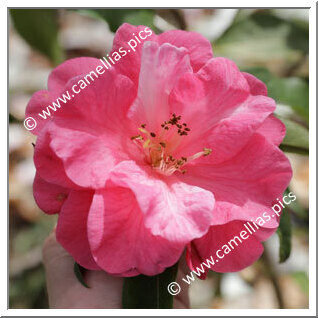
[27,23,292,277]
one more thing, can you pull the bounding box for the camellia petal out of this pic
[87,186,184,276]
[104,160,215,244]
[256,114,286,146]
[242,72,268,96]
[180,133,292,235]
[186,220,264,274]
[158,29,213,72]
[33,173,69,214]
[56,190,100,270]
[128,41,192,131]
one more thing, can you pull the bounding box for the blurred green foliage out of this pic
[10,9,64,65]
[78,9,156,32]
[10,216,56,308]
[279,116,309,155]
[292,271,309,295]
[214,10,308,70]
[244,67,309,123]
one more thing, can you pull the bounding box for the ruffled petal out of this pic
[87,186,184,276]
[242,72,268,96]
[33,173,69,214]
[111,23,157,84]
[51,70,137,131]
[158,29,213,72]
[25,58,102,136]
[256,114,286,146]
[56,190,100,270]
[128,41,192,131]
[48,57,101,93]
[35,70,138,189]
[111,24,213,84]
[46,122,124,189]
[186,221,264,274]
[169,58,275,164]
[34,127,79,189]
[170,58,250,126]
[25,90,58,135]
[103,160,215,244]
[181,133,292,234]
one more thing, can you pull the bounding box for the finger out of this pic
[174,251,190,309]
[42,230,123,308]
[83,270,123,308]
[42,230,80,307]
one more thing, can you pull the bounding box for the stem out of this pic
[279,144,309,156]
[261,245,285,309]
[213,272,222,297]
[122,262,179,309]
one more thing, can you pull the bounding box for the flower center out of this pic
[131,114,212,176]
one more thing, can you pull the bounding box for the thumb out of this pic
[42,230,124,309]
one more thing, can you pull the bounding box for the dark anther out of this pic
[141,124,146,128]
[159,142,166,148]
[150,132,156,137]
[31,142,35,148]
[185,128,190,131]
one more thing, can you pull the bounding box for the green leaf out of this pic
[278,116,309,155]
[122,262,178,309]
[276,208,292,263]
[73,262,89,288]
[243,67,309,122]
[214,11,308,73]
[10,9,64,64]
[78,9,156,33]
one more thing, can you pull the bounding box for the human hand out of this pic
[42,230,190,309]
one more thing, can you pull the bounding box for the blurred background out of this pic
[8,8,309,309]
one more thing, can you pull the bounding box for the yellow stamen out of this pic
[131,117,212,176]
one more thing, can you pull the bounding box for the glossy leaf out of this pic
[10,9,64,64]
[277,209,292,263]
[74,262,89,289]
[122,262,178,309]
